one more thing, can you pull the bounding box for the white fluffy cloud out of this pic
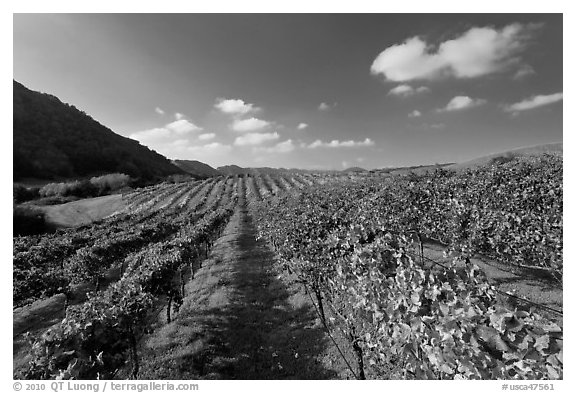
[254,139,296,154]
[439,96,486,112]
[231,117,271,132]
[215,98,260,115]
[234,132,280,146]
[175,112,185,120]
[388,84,430,97]
[129,127,171,143]
[130,118,229,163]
[408,110,422,118]
[165,119,203,134]
[188,142,232,157]
[308,138,375,149]
[198,133,216,141]
[297,123,309,130]
[130,120,202,145]
[504,92,563,113]
[155,107,165,115]
[371,24,538,81]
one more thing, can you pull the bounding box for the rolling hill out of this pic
[13,80,184,181]
[217,165,332,176]
[173,160,222,178]
[447,142,563,171]
[217,165,247,176]
[342,167,367,173]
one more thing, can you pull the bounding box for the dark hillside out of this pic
[13,80,183,181]
[173,160,222,178]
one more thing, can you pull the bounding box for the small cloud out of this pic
[155,107,165,115]
[504,92,563,113]
[439,96,486,112]
[388,84,430,97]
[341,161,349,169]
[198,133,216,141]
[318,102,337,111]
[513,64,536,80]
[254,139,295,154]
[187,142,233,162]
[129,127,171,143]
[297,123,309,130]
[215,98,260,115]
[308,138,375,149]
[166,119,203,134]
[408,110,422,118]
[234,132,280,146]
[231,117,271,132]
[129,119,202,144]
[430,123,446,129]
[370,23,540,81]
[175,112,185,120]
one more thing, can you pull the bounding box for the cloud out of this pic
[130,117,229,163]
[430,123,446,129]
[408,110,422,118]
[175,112,185,120]
[297,123,309,130]
[439,96,486,112]
[129,120,202,144]
[254,139,296,154]
[187,142,233,164]
[215,98,260,115]
[234,132,280,146]
[188,142,232,155]
[371,23,539,81]
[155,107,165,115]
[388,84,430,97]
[165,119,203,134]
[504,92,563,113]
[198,133,216,141]
[513,64,536,80]
[231,117,271,132]
[318,102,336,111]
[308,138,375,149]
[129,127,171,143]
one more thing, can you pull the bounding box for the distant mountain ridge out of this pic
[216,165,330,175]
[447,142,562,171]
[173,160,222,178]
[342,167,367,173]
[13,80,183,181]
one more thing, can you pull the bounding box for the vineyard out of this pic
[13,157,562,380]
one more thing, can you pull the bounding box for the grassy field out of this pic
[37,194,125,227]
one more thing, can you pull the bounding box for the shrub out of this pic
[39,179,94,198]
[13,206,48,236]
[13,184,40,203]
[90,173,131,194]
[38,174,130,199]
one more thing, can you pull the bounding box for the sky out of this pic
[13,13,563,170]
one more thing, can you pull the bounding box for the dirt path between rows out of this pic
[137,201,352,379]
